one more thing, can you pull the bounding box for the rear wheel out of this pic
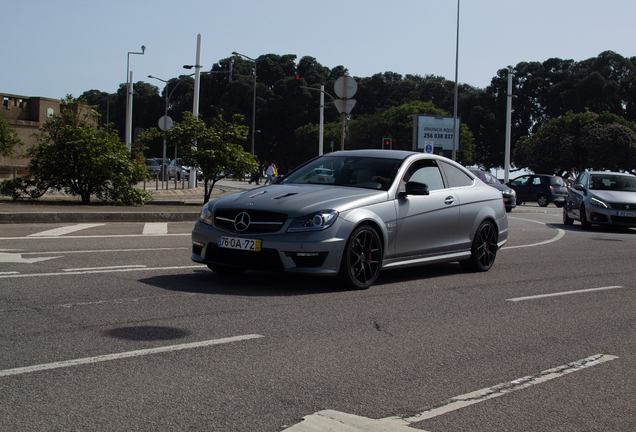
[537,194,549,207]
[461,220,498,272]
[207,263,246,275]
[563,207,574,225]
[338,225,382,290]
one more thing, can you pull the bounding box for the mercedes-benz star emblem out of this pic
[234,212,251,232]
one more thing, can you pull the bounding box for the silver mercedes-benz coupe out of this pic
[191,150,508,289]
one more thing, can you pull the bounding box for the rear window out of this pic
[550,176,565,186]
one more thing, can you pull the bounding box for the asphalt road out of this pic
[1,209,635,431]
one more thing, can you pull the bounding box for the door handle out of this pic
[444,196,455,205]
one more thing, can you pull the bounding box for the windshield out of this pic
[590,174,636,191]
[280,155,403,191]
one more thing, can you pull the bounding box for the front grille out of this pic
[205,243,284,271]
[215,209,287,234]
[610,203,636,210]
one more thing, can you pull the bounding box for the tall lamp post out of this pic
[452,0,460,161]
[232,51,259,155]
[125,45,146,152]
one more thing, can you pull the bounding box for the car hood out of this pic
[590,190,636,204]
[207,184,389,217]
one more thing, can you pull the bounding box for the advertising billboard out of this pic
[412,114,460,153]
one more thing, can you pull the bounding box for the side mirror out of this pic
[405,181,430,196]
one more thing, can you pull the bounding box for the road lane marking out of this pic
[142,222,168,235]
[63,265,147,272]
[0,334,264,378]
[503,217,565,249]
[284,354,618,431]
[0,234,190,240]
[401,354,618,423]
[27,223,105,237]
[0,252,62,264]
[507,286,624,302]
[22,247,189,255]
[0,265,203,279]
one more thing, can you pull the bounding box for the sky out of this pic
[3,0,636,100]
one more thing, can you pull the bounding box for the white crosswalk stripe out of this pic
[27,223,105,237]
[142,222,168,235]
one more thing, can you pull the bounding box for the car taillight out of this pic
[549,186,554,192]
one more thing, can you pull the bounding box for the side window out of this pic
[575,173,588,187]
[531,177,542,185]
[407,161,445,191]
[440,161,474,188]
[510,176,528,186]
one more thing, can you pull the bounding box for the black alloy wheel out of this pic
[338,225,382,290]
[563,207,574,225]
[461,220,498,272]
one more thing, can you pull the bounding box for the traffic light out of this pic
[382,138,392,150]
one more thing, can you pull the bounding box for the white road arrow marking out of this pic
[0,252,62,264]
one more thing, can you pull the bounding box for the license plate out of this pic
[617,211,636,217]
[217,236,261,251]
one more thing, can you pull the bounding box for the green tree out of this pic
[0,110,21,157]
[513,110,636,173]
[0,96,150,204]
[163,111,256,202]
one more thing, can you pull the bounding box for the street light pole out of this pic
[232,51,258,155]
[452,0,460,161]
[125,45,145,152]
[300,85,337,156]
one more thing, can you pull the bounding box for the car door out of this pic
[394,160,460,258]
[509,175,530,202]
[567,172,588,219]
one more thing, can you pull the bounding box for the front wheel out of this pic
[338,225,382,290]
[563,207,574,225]
[537,194,549,207]
[461,220,498,272]
[580,205,591,230]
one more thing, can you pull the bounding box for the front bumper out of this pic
[191,220,350,275]
[586,207,636,228]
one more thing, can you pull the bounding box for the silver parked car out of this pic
[191,150,509,289]
[563,171,636,229]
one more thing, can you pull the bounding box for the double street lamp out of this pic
[232,51,259,155]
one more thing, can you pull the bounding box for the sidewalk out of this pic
[0,179,260,224]
[0,179,561,224]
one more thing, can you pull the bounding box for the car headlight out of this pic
[506,188,516,197]
[287,210,339,232]
[198,205,214,225]
[590,197,608,208]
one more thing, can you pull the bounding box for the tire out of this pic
[554,202,564,208]
[207,263,246,275]
[338,225,382,290]
[580,205,591,230]
[506,206,512,213]
[516,199,523,205]
[461,220,498,272]
[563,207,574,225]
[537,194,549,207]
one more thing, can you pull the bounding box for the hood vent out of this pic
[272,193,298,200]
